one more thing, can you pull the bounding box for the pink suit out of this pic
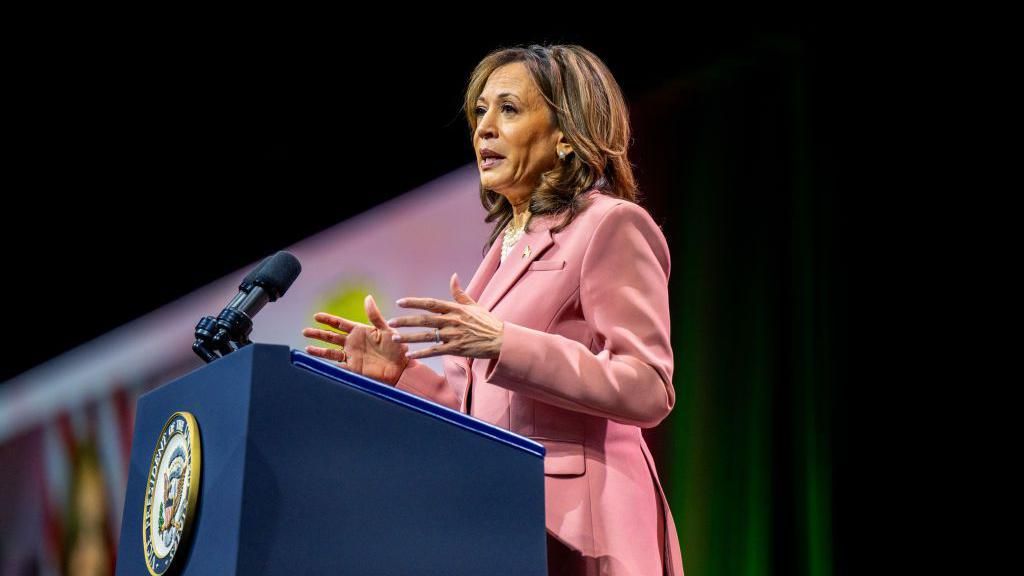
[396,191,684,575]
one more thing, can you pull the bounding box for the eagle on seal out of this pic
[161,446,187,532]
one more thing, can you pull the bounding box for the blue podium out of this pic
[116,344,547,575]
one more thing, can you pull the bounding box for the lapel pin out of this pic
[522,245,531,259]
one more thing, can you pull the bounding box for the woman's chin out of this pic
[479,176,505,192]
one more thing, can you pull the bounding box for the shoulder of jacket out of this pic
[584,193,655,229]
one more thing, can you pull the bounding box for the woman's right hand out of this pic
[302,294,410,385]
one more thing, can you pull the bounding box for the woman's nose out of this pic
[475,109,497,140]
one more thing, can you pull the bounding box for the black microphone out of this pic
[193,251,302,363]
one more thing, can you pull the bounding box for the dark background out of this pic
[5,23,912,575]
[6,26,877,381]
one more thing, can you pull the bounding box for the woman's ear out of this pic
[556,132,573,161]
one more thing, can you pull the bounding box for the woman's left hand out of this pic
[387,273,504,360]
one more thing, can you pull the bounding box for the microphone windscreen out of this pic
[253,251,301,300]
[239,255,272,290]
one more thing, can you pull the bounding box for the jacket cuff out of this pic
[395,359,441,397]
[486,321,540,387]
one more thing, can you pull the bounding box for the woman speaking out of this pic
[304,44,684,575]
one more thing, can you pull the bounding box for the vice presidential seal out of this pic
[142,411,201,575]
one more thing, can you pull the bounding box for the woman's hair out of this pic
[464,44,637,250]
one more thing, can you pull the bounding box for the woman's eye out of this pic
[474,104,516,116]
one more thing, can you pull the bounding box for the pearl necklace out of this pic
[501,212,531,263]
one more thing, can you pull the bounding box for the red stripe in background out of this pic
[57,412,78,465]
[88,395,119,574]
[108,386,136,570]
[113,386,135,473]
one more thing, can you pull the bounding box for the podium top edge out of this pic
[290,350,545,459]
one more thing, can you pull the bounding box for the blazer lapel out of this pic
[466,235,502,302]
[477,216,555,313]
[462,215,553,415]
[460,234,503,412]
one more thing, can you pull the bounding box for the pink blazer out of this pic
[396,191,684,575]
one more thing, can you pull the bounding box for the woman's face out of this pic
[473,62,563,204]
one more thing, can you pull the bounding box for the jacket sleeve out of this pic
[394,359,461,410]
[483,202,676,428]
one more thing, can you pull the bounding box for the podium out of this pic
[115,344,547,575]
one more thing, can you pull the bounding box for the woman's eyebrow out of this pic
[477,92,523,103]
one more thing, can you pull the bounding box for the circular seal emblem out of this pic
[142,411,201,575]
